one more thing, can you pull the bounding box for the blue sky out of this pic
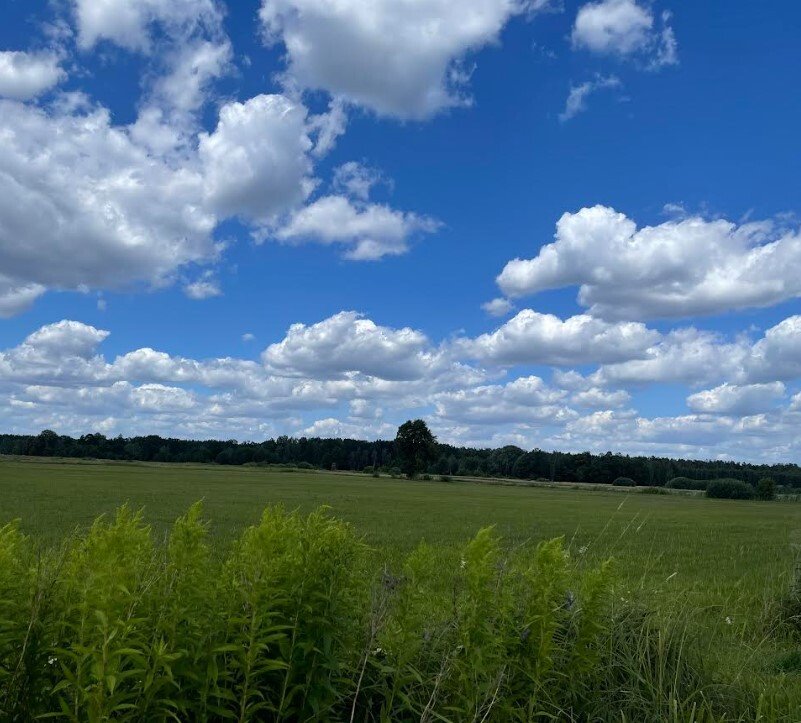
[1,0,801,461]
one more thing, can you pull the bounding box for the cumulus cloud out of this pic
[0,51,65,100]
[0,99,217,300]
[259,0,555,118]
[571,0,677,68]
[199,94,315,224]
[0,280,46,318]
[6,314,801,462]
[434,376,573,425]
[301,417,394,440]
[461,309,659,366]
[183,271,222,300]
[481,297,515,317]
[686,382,786,415]
[263,311,434,380]
[595,327,748,386]
[571,387,630,408]
[273,195,440,261]
[0,315,483,441]
[73,0,224,52]
[497,206,801,320]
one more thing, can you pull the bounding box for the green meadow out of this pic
[2,456,801,720]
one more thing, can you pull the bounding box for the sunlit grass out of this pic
[1,456,800,719]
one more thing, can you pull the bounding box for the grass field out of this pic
[2,456,799,603]
[2,456,801,718]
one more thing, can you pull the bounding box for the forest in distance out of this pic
[3,428,801,489]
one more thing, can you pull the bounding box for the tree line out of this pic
[2,427,801,488]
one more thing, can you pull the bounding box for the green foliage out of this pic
[3,504,794,720]
[394,419,437,477]
[666,476,708,490]
[756,477,777,501]
[612,476,636,487]
[6,463,801,719]
[7,428,801,490]
[706,478,756,500]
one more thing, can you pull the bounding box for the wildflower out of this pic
[372,647,384,656]
[725,616,733,625]
[460,558,466,569]
[578,545,588,555]
[47,656,57,666]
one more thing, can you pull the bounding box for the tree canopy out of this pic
[2,428,801,489]
[394,419,437,477]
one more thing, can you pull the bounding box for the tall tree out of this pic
[394,419,437,477]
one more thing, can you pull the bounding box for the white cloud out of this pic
[307,99,348,157]
[242,333,256,343]
[748,316,801,383]
[151,38,233,116]
[199,94,315,224]
[74,0,234,133]
[24,320,110,359]
[332,161,385,201]
[0,51,65,100]
[0,280,46,318]
[259,0,554,118]
[183,272,222,300]
[263,311,434,381]
[5,315,801,462]
[571,387,630,408]
[687,382,786,415]
[596,327,747,386]
[559,74,620,121]
[497,206,801,320]
[0,99,217,301]
[434,376,573,425]
[481,297,515,317]
[571,0,677,68]
[274,195,440,260]
[462,309,659,366]
[73,0,224,52]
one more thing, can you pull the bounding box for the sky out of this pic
[1,0,801,462]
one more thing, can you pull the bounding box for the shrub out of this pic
[639,486,668,495]
[296,461,315,470]
[612,476,636,487]
[363,465,374,474]
[438,474,452,482]
[706,478,755,500]
[0,505,788,722]
[418,473,432,481]
[756,477,777,501]
[389,467,402,478]
[666,477,708,491]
